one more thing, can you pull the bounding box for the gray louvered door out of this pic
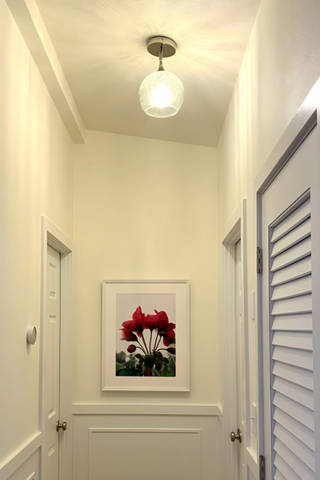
[270,195,314,480]
[261,122,320,480]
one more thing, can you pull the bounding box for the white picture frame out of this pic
[102,280,190,391]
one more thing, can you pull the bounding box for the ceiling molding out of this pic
[6,0,86,144]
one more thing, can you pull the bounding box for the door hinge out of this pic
[259,455,265,480]
[257,247,262,274]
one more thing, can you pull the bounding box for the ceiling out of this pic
[36,0,261,147]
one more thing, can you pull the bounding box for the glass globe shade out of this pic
[139,70,184,118]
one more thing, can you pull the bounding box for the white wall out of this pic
[72,131,222,479]
[73,130,219,405]
[217,0,320,469]
[0,0,73,470]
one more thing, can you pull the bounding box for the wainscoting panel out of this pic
[73,405,223,480]
[0,433,41,480]
[89,428,201,480]
[6,450,39,480]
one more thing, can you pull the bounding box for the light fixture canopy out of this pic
[139,36,184,118]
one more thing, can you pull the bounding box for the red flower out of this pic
[143,313,159,331]
[122,306,145,337]
[120,328,138,342]
[127,344,136,353]
[154,310,175,333]
[162,329,175,346]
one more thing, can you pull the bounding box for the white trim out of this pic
[254,78,320,473]
[6,0,86,143]
[40,217,74,480]
[72,403,222,417]
[89,427,201,434]
[221,199,250,478]
[254,110,317,195]
[0,432,41,480]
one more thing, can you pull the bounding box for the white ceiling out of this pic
[36,0,261,147]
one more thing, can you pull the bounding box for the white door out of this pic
[261,125,319,479]
[235,239,245,480]
[223,232,247,480]
[42,245,61,480]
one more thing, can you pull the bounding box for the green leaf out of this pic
[152,367,161,377]
[116,351,126,364]
[144,355,155,368]
[161,364,168,376]
[168,356,175,369]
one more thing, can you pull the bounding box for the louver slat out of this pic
[271,198,311,243]
[271,218,311,258]
[272,332,313,352]
[274,454,302,480]
[271,236,311,272]
[273,407,315,450]
[271,274,312,301]
[273,392,314,430]
[272,314,312,332]
[272,294,312,315]
[274,439,315,480]
[271,255,311,286]
[274,469,287,480]
[272,345,313,370]
[273,362,313,390]
[273,377,314,410]
[273,423,315,471]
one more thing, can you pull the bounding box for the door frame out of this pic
[254,79,320,475]
[40,216,74,480]
[221,199,252,478]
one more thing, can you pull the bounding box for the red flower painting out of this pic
[116,306,176,377]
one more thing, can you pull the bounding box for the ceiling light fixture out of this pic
[139,36,184,118]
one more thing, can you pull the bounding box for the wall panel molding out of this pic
[73,411,222,480]
[0,432,41,480]
[72,403,222,417]
[88,427,202,480]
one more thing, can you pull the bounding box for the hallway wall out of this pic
[72,131,221,479]
[0,0,73,471]
[73,130,218,406]
[217,0,320,474]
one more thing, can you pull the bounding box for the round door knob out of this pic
[56,421,67,432]
[230,429,242,443]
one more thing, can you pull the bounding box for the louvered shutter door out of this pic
[269,197,315,480]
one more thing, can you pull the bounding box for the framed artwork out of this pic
[101,280,190,391]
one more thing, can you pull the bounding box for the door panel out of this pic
[261,126,318,479]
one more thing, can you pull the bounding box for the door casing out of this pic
[221,200,253,478]
[40,217,74,480]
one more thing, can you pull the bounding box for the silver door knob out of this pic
[56,421,67,432]
[230,429,242,443]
